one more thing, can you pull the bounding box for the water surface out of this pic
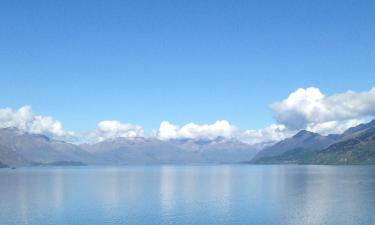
[1,165,375,225]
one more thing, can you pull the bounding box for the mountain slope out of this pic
[0,128,97,166]
[251,119,375,165]
[251,130,339,163]
[81,137,200,164]
[82,137,259,164]
[0,160,8,168]
[0,127,259,166]
[309,127,375,164]
[0,143,28,166]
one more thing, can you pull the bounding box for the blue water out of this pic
[0,165,375,225]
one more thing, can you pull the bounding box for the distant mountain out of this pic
[0,142,28,166]
[0,128,259,166]
[0,160,8,168]
[251,130,339,163]
[251,119,375,165]
[81,137,260,164]
[0,128,98,166]
[81,137,199,164]
[3,119,375,166]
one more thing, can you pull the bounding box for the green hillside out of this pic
[309,127,375,165]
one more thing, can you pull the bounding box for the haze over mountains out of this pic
[1,119,375,167]
[0,127,260,167]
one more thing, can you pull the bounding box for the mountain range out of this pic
[251,119,375,165]
[1,119,375,167]
[0,128,260,167]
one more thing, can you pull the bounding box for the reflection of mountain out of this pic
[0,128,259,166]
[251,119,375,165]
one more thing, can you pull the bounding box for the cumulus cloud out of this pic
[241,124,291,145]
[271,87,375,129]
[306,119,364,135]
[0,106,72,137]
[86,120,144,142]
[1,86,373,145]
[156,120,236,140]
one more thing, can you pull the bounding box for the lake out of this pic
[0,165,375,225]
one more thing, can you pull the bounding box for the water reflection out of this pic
[160,166,176,221]
[0,165,375,225]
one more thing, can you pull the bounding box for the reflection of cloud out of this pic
[285,166,364,225]
[95,167,146,214]
[209,166,233,220]
[16,172,30,225]
[12,169,65,224]
[179,166,234,222]
[286,166,333,225]
[51,169,65,210]
[160,166,177,219]
[98,168,121,210]
[180,166,199,202]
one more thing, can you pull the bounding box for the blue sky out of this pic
[0,0,374,139]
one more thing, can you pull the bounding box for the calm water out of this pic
[0,165,375,225]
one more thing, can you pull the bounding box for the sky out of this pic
[0,0,374,143]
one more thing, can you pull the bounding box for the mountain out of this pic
[251,130,339,163]
[0,128,259,166]
[309,127,375,164]
[251,119,375,165]
[342,119,375,137]
[0,128,97,166]
[81,137,260,164]
[81,137,199,165]
[3,119,375,166]
[0,160,8,168]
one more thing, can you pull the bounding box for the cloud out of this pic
[156,120,236,140]
[306,119,364,135]
[241,124,291,145]
[270,87,375,129]
[86,120,144,142]
[1,87,373,145]
[0,106,72,137]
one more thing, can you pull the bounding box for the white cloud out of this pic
[0,106,72,137]
[270,87,375,129]
[306,119,364,135]
[241,124,292,145]
[1,86,373,145]
[87,120,144,142]
[156,120,236,140]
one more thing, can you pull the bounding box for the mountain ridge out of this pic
[2,119,375,167]
[251,130,339,162]
[0,128,259,166]
[251,119,375,165]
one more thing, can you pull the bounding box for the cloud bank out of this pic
[0,86,374,144]
[271,87,375,130]
[86,120,144,142]
[156,120,236,140]
[241,124,290,145]
[0,106,71,137]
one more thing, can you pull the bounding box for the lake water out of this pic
[0,165,375,225]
